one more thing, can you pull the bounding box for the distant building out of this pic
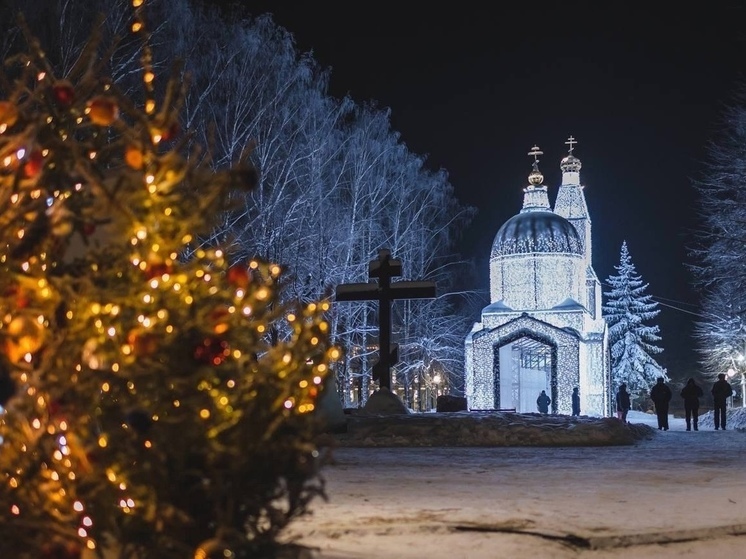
[465,140,610,416]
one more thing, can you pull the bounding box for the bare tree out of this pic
[689,82,746,378]
[164,9,477,408]
[7,0,478,409]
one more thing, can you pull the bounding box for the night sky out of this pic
[226,1,746,378]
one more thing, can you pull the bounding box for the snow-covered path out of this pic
[286,413,746,558]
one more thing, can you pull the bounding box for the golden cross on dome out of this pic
[565,135,577,154]
[528,145,543,162]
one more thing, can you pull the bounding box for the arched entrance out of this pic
[493,329,558,413]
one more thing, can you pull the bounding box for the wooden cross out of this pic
[335,249,436,391]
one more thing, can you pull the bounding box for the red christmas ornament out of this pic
[82,222,96,236]
[52,81,75,107]
[127,328,159,357]
[226,264,250,288]
[144,260,173,280]
[47,399,62,417]
[23,150,45,178]
[160,121,180,142]
[3,284,29,309]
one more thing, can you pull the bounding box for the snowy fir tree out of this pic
[0,4,339,559]
[603,241,667,393]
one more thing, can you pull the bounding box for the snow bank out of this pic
[697,407,746,429]
[331,411,654,447]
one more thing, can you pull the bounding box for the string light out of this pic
[0,0,338,553]
[466,148,609,416]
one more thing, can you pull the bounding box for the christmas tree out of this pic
[0,3,338,558]
[603,240,666,393]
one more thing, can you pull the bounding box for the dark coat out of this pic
[616,389,631,412]
[537,392,551,413]
[571,391,580,415]
[650,382,672,404]
[680,381,703,409]
[711,378,733,404]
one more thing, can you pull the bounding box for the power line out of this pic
[599,279,702,317]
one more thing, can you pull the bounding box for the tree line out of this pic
[0,0,477,408]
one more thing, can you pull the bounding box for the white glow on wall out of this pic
[465,147,610,417]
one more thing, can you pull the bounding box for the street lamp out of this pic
[727,368,737,408]
[433,373,441,410]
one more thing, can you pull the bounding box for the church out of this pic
[464,139,611,416]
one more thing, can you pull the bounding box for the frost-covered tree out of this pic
[603,241,667,393]
[1,0,476,408]
[688,81,746,378]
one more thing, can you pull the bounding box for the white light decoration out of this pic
[465,141,611,416]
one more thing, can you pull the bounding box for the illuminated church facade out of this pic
[464,140,611,416]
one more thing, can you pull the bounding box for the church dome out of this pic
[560,154,582,172]
[491,211,582,257]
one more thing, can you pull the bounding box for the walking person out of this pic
[536,390,551,414]
[680,377,703,431]
[711,373,733,430]
[650,377,672,430]
[571,387,581,416]
[615,383,631,422]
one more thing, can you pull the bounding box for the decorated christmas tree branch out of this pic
[0,2,338,558]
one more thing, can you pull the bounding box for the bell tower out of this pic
[553,136,602,319]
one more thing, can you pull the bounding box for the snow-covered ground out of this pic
[283,409,746,559]
[628,407,746,430]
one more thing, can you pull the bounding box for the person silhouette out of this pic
[571,387,580,416]
[615,383,631,422]
[711,373,733,430]
[536,390,551,414]
[650,377,672,430]
[680,377,703,431]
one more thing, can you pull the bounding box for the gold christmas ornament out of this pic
[125,144,144,169]
[81,337,114,370]
[193,538,236,559]
[4,315,44,363]
[86,96,120,126]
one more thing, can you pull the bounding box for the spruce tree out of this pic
[603,241,666,394]
[0,5,338,558]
